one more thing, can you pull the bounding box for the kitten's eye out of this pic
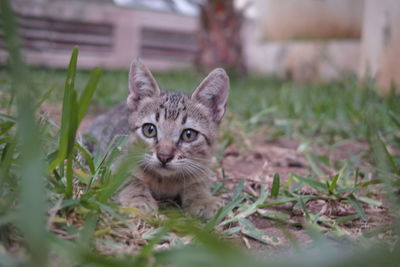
[181,129,198,143]
[142,123,157,138]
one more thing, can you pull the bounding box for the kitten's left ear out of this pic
[191,68,230,123]
[127,58,161,110]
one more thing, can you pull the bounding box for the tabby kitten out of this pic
[86,59,229,220]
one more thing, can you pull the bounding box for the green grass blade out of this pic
[0,138,16,190]
[334,215,359,224]
[357,196,382,207]
[221,183,268,226]
[0,113,17,123]
[389,111,400,129]
[75,143,95,174]
[305,152,325,177]
[292,174,328,192]
[65,153,74,198]
[328,175,338,194]
[65,89,79,197]
[77,68,102,124]
[138,227,169,260]
[66,66,79,156]
[239,218,281,246]
[34,84,57,110]
[257,197,298,208]
[270,173,280,199]
[0,122,15,136]
[0,0,49,264]
[298,197,311,220]
[96,142,146,203]
[232,178,245,200]
[357,179,384,187]
[257,209,290,221]
[376,132,399,176]
[363,225,394,238]
[48,48,79,172]
[79,212,99,246]
[205,179,245,231]
[348,193,367,220]
[328,164,346,194]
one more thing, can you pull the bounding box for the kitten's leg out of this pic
[181,180,224,220]
[119,178,158,214]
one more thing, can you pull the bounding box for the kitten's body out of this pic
[85,102,129,154]
[86,59,229,219]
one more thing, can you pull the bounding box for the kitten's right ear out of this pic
[127,58,160,110]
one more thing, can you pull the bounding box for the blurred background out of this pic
[1,0,399,95]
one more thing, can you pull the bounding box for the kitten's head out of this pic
[127,59,229,178]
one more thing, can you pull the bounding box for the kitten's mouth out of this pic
[153,164,180,177]
[158,162,176,171]
[150,161,175,171]
[159,164,170,169]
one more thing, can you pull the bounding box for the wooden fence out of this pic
[0,0,198,71]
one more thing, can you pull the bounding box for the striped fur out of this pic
[87,59,229,220]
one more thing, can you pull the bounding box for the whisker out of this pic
[186,161,210,177]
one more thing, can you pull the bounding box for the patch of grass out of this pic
[2,62,399,265]
[3,65,399,144]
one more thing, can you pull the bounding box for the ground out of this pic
[219,134,392,251]
[1,66,399,265]
[39,97,395,254]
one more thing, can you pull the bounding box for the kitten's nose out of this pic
[157,153,174,165]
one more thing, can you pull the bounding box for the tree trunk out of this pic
[196,0,246,76]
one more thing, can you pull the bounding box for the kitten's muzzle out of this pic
[157,152,174,165]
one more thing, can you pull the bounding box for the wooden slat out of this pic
[141,39,197,52]
[140,47,195,60]
[22,39,112,52]
[0,38,111,53]
[0,11,114,53]
[140,27,197,60]
[19,28,113,46]
[142,28,196,46]
[17,14,113,35]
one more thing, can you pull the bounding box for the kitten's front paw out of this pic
[187,197,224,220]
[134,201,158,214]
[122,196,158,215]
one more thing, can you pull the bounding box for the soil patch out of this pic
[219,135,393,252]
